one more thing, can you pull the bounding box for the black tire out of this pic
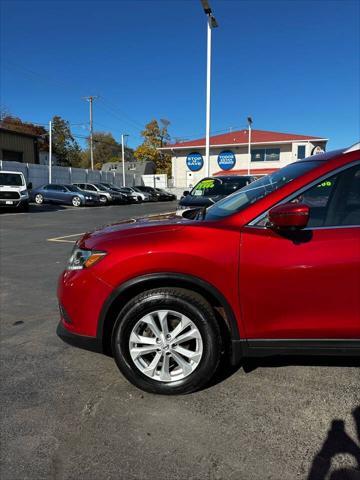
[99,195,108,205]
[111,288,221,395]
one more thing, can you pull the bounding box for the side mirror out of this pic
[182,208,201,219]
[268,203,310,229]
[27,182,33,190]
[183,190,190,196]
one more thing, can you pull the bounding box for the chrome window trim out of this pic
[247,159,360,228]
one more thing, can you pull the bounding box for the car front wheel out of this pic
[99,195,108,205]
[112,288,221,395]
[34,194,44,205]
[71,196,82,207]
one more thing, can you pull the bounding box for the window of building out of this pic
[297,145,306,160]
[2,150,23,162]
[251,148,280,162]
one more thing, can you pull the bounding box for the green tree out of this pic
[82,132,134,170]
[134,119,172,175]
[51,116,82,167]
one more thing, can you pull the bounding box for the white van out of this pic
[0,171,30,211]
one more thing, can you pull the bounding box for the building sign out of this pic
[311,146,325,155]
[186,152,203,171]
[217,150,236,170]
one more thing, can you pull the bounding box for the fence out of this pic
[0,161,143,189]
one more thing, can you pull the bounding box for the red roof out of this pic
[162,129,326,149]
[214,168,278,177]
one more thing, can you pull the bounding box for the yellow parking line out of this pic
[47,233,85,243]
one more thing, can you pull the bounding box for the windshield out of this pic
[101,183,112,188]
[94,184,107,192]
[190,177,251,197]
[64,185,81,192]
[205,161,322,220]
[0,173,24,187]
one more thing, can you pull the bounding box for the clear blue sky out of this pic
[1,0,359,149]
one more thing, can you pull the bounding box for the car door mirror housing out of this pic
[183,190,190,196]
[268,203,310,229]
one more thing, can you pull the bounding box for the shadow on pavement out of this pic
[208,355,360,390]
[307,407,360,480]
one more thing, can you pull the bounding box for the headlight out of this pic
[85,196,92,200]
[20,191,28,197]
[67,248,107,270]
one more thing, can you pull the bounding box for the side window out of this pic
[86,185,96,191]
[291,163,360,227]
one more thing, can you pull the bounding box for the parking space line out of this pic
[47,233,85,243]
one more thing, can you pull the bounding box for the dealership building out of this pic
[159,129,328,189]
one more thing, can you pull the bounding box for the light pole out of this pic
[200,0,218,177]
[247,116,253,175]
[49,120,52,183]
[121,134,129,187]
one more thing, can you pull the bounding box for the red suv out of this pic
[57,145,360,394]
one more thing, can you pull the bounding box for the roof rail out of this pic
[344,142,360,153]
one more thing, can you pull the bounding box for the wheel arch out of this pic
[98,273,240,356]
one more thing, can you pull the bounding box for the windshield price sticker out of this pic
[195,179,215,191]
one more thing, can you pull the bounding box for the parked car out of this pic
[0,171,30,211]
[134,185,159,201]
[73,183,116,205]
[31,184,100,207]
[176,175,257,216]
[57,144,360,395]
[99,183,141,203]
[131,187,152,202]
[92,183,130,204]
[154,188,177,201]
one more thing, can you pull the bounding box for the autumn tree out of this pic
[51,116,82,167]
[134,119,172,175]
[0,114,47,137]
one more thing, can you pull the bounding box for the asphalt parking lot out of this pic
[0,202,359,480]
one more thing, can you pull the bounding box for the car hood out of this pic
[179,195,224,208]
[79,212,188,250]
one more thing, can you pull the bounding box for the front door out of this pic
[239,163,360,339]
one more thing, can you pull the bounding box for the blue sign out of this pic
[217,150,236,170]
[186,152,203,172]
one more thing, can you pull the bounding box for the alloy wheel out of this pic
[35,194,43,204]
[72,196,81,207]
[129,310,203,382]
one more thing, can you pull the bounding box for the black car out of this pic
[134,186,159,202]
[92,183,130,204]
[154,188,177,201]
[176,175,257,216]
[99,183,141,203]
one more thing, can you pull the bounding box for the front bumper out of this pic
[57,268,113,338]
[0,198,27,208]
[57,320,102,353]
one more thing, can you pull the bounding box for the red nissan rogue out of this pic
[57,145,360,394]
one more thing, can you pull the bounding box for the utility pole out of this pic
[83,96,98,169]
[247,116,253,175]
[121,134,129,187]
[49,120,52,183]
[200,1,218,177]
